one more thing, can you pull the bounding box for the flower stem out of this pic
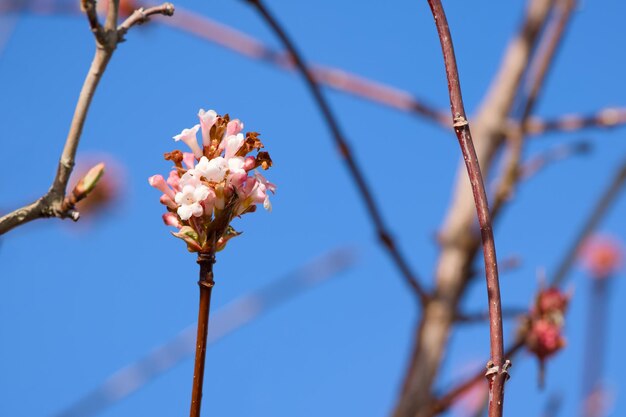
[189,250,216,417]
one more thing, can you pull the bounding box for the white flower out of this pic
[173,124,203,159]
[175,183,211,220]
[224,133,245,159]
[195,156,228,182]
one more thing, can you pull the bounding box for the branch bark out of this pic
[424,2,506,416]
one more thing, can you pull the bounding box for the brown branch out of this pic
[189,250,216,417]
[159,4,449,126]
[0,1,174,236]
[244,0,428,303]
[429,340,525,417]
[551,160,626,287]
[392,1,556,416]
[524,107,626,135]
[425,2,506,416]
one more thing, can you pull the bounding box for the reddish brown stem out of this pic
[245,0,428,303]
[189,251,216,417]
[425,1,506,415]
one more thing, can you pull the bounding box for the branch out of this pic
[160,5,450,126]
[0,1,175,235]
[492,0,575,218]
[455,306,526,324]
[551,160,626,286]
[244,0,429,303]
[425,2,506,416]
[429,340,525,417]
[524,107,626,135]
[520,140,591,179]
[118,2,175,38]
[392,1,556,416]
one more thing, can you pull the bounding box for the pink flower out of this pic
[173,124,203,159]
[148,175,175,199]
[162,212,182,228]
[226,119,244,136]
[167,170,180,190]
[182,152,196,169]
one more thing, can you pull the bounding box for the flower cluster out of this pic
[520,287,569,364]
[149,109,275,252]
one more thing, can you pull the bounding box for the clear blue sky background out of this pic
[2,1,626,416]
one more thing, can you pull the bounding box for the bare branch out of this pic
[244,0,429,303]
[551,160,626,286]
[392,1,556,416]
[0,0,175,236]
[455,307,527,324]
[118,3,175,39]
[520,140,591,179]
[161,6,449,126]
[80,0,103,40]
[425,2,506,416]
[524,107,626,135]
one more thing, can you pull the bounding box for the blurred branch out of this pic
[118,2,174,38]
[520,140,591,179]
[244,0,429,303]
[524,108,626,135]
[392,1,557,415]
[0,0,174,235]
[551,160,626,287]
[424,2,506,416]
[52,248,356,417]
[157,4,450,126]
[492,0,575,218]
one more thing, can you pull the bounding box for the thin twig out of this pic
[0,0,174,235]
[118,2,174,38]
[551,161,626,286]
[520,140,591,179]
[425,2,506,416]
[244,0,428,303]
[524,107,626,135]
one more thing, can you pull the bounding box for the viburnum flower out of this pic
[149,109,275,252]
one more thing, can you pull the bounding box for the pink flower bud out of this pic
[243,156,256,171]
[162,212,182,228]
[182,152,196,169]
[149,175,176,199]
[160,194,177,209]
[535,288,568,316]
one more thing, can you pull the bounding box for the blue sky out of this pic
[2,1,626,416]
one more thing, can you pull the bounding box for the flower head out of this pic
[150,109,275,252]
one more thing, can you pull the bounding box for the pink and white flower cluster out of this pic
[149,109,275,252]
